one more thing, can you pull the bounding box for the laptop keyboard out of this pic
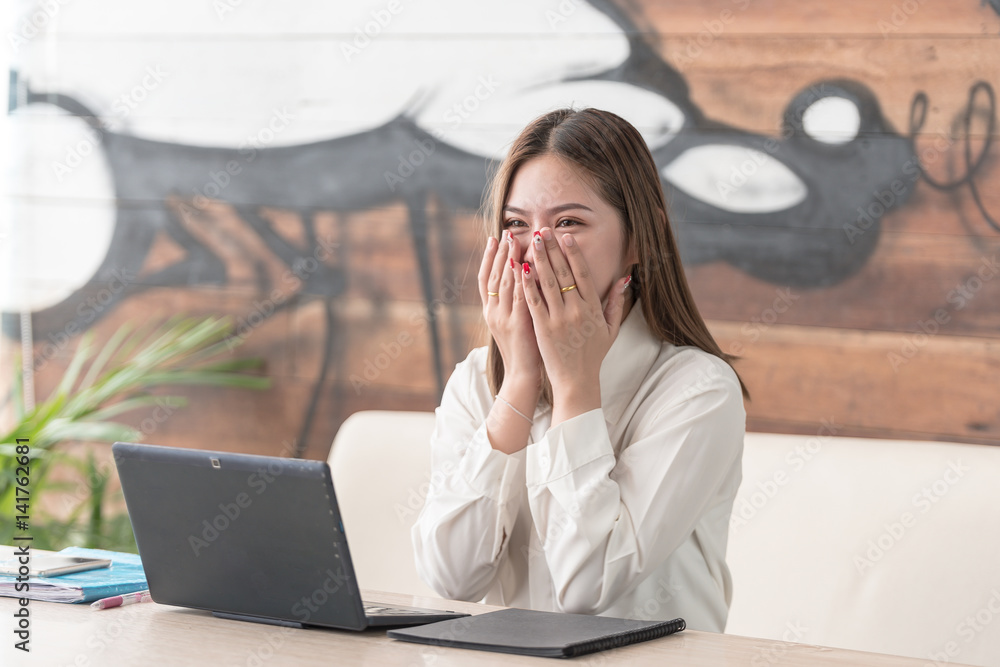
[364,604,443,616]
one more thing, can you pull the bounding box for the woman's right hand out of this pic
[478,231,542,389]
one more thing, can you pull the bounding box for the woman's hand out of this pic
[478,231,543,390]
[515,228,630,417]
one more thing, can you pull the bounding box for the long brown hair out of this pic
[482,108,748,403]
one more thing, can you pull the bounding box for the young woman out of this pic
[412,108,747,632]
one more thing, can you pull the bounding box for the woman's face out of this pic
[503,154,636,307]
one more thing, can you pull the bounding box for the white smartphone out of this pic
[0,550,112,577]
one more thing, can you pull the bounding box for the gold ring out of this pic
[487,291,500,297]
[560,284,578,293]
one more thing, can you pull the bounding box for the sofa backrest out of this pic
[328,410,440,599]
[726,432,1000,667]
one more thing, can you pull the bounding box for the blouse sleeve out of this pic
[525,356,745,615]
[411,349,523,602]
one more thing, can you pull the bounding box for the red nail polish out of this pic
[533,231,540,239]
[523,262,530,275]
[510,258,515,269]
[624,275,632,288]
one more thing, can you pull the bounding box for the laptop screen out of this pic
[113,442,369,630]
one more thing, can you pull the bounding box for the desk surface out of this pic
[1,591,957,666]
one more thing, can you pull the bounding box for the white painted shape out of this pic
[17,0,630,149]
[40,0,629,35]
[662,144,808,214]
[2,107,116,311]
[17,41,411,145]
[420,80,684,158]
[802,96,860,145]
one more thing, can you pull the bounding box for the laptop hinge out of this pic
[212,611,306,629]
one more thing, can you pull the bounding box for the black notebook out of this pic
[387,608,685,658]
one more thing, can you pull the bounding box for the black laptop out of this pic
[112,442,468,630]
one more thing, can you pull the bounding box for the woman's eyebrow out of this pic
[503,203,594,215]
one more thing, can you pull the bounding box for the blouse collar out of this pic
[529,298,661,425]
[599,298,662,425]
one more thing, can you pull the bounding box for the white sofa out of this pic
[328,410,1000,666]
[328,410,441,600]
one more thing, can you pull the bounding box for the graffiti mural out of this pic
[4,0,999,451]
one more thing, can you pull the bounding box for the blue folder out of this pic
[0,547,147,604]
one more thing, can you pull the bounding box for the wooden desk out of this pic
[0,592,957,666]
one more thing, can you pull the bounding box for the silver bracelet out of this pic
[495,394,533,424]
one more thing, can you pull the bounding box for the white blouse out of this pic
[411,300,746,632]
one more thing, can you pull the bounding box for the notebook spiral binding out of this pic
[565,618,686,657]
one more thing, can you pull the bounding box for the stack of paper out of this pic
[0,547,147,604]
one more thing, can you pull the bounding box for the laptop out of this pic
[112,442,469,630]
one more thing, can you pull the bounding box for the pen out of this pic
[91,590,152,610]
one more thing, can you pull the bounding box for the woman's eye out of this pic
[556,219,578,227]
[502,219,526,228]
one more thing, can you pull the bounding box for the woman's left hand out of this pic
[514,228,630,405]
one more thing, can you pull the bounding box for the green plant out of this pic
[0,316,270,552]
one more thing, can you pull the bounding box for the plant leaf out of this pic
[37,419,140,445]
[138,371,271,389]
[55,332,95,398]
[109,318,160,368]
[188,357,265,373]
[79,322,134,391]
[87,395,187,422]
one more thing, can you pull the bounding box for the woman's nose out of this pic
[521,230,541,266]
[521,235,533,264]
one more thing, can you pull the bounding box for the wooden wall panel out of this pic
[689,229,1000,336]
[636,1,1000,36]
[660,38,1000,138]
[709,321,1000,444]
